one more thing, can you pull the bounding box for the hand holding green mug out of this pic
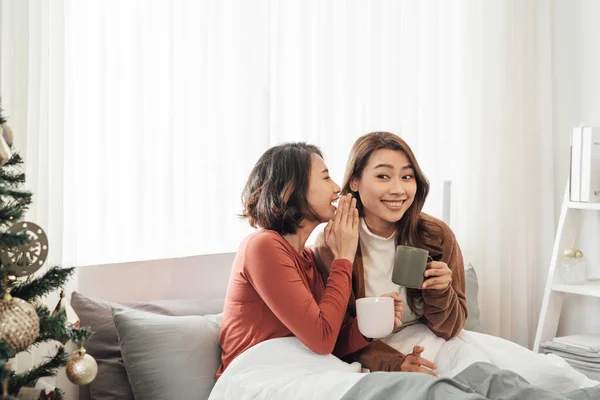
[392,246,453,290]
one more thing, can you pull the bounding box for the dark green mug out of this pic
[392,245,433,288]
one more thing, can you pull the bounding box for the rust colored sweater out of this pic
[217,229,363,377]
[313,214,467,371]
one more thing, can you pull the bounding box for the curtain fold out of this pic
[450,0,555,347]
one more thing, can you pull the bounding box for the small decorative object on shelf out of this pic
[65,347,97,386]
[558,248,587,285]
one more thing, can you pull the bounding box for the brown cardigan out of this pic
[313,214,467,371]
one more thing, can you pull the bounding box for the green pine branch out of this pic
[2,153,24,168]
[9,266,75,303]
[0,231,30,248]
[0,340,13,375]
[0,101,6,125]
[33,306,92,345]
[0,185,32,205]
[0,168,25,186]
[35,306,68,345]
[0,341,12,360]
[0,201,27,226]
[69,326,93,345]
[7,346,69,395]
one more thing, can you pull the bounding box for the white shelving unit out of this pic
[533,185,600,352]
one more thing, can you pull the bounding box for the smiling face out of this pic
[350,149,417,237]
[305,153,341,223]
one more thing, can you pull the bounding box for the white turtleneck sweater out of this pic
[359,218,421,325]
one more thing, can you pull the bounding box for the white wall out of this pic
[552,0,600,336]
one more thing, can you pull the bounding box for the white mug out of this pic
[355,297,394,338]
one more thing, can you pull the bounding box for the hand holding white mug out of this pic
[355,297,394,338]
[380,292,403,330]
[324,193,359,263]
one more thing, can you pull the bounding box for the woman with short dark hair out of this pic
[217,142,378,377]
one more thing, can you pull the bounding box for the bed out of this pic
[71,249,598,400]
[69,249,489,400]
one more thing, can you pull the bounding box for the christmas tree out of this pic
[0,103,94,399]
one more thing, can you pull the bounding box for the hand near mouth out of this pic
[324,193,359,263]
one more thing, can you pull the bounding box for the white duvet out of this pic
[210,326,599,400]
[209,337,366,400]
[385,324,598,393]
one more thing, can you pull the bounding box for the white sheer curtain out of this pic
[1,0,556,346]
[266,0,557,347]
[62,0,272,266]
[449,1,556,347]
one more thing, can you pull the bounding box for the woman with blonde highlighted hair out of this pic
[314,132,465,376]
[314,132,598,392]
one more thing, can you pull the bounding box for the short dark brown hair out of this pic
[241,142,323,234]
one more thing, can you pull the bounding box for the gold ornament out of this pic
[1,123,14,146]
[0,291,40,356]
[0,222,49,277]
[0,130,11,167]
[66,347,97,386]
[51,290,80,344]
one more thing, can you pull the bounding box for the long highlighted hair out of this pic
[342,132,444,313]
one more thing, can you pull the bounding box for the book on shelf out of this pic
[541,334,600,372]
[542,341,600,358]
[570,126,583,202]
[552,333,600,352]
[580,127,600,203]
[543,348,600,362]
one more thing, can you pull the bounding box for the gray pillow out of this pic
[70,292,224,400]
[112,308,222,400]
[464,263,482,332]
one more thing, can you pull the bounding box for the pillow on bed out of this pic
[464,263,482,332]
[112,308,222,400]
[70,292,224,400]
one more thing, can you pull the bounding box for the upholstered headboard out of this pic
[77,252,236,302]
